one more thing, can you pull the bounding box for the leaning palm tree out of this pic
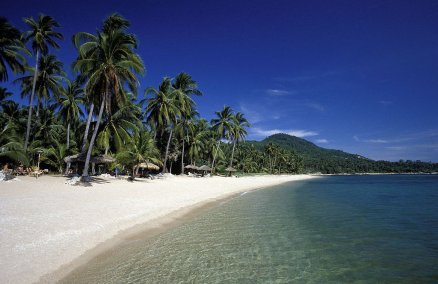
[0,17,27,82]
[58,79,84,149]
[72,14,144,180]
[21,14,63,150]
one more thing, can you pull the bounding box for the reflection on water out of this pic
[62,175,438,283]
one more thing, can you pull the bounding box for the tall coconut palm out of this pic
[172,72,201,173]
[16,54,65,148]
[58,79,84,149]
[144,78,180,173]
[21,14,63,150]
[228,112,249,169]
[175,109,198,174]
[0,17,27,82]
[72,14,144,179]
[210,105,234,170]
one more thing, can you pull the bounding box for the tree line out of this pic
[0,14,304,179]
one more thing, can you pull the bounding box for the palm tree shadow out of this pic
[75,177,112,187]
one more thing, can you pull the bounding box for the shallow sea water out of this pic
[61,175,438,283]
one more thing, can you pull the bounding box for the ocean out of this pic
[61,175,438,283]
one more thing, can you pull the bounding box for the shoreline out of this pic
[0,174,316,283]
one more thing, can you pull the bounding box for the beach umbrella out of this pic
[138,162,160,171]
[198,165,212,171]
[225,167,237,172]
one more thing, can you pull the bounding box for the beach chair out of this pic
[30,167,43,178]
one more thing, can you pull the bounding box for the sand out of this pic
[0,174,315,283]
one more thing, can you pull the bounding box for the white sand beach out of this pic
[0,174,315,283]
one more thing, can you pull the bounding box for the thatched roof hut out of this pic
[184,165,198,170]
[138,162,160,171]
[64,154,115,164]
[225,167,237,172]
[198,165,212,171]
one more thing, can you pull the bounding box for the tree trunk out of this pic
[66,122,70,149]
[229,139,236,168]
[105,146,109,155]
[180,138,185,175]
[82,97,105,180]
[24,50,39,150]
[170,161,173,174]
[65,162,71,175]
[81,103,94,153]
[36,96,40,117]
[211,142,220,171]
[162,128,173,173]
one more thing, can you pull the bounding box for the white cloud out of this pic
[253,127,318,138]
[353,135,388,143]
[239,104,262,124]
[316,139,329,144]
[265,89,290,96]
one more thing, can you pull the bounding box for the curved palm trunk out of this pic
[24,50,39,150]
[162,129,173,173]
[81,103,94,153]
[82,97,105,180]
[66,122,70,149]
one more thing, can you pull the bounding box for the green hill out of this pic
[247,133,438,174]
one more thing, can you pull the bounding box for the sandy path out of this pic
[0,174,315,283]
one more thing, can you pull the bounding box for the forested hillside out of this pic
[247,134,438,174]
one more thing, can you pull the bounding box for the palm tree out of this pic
[0,122,28,164]
[210,105,234,170]
[228,112,249,169]
[72,14,144,179]
[0,87,14,109]
[144,78,180,173]
[116,129,161,180]
[0,17,27,82]
[172,72,201,173]
[58,79,84,149]
[21,14,63,150]
[187,119,208,165]
[175,109,198,173]
[97,99,141,155]
[17,55,65,112]
[15,54,65,148]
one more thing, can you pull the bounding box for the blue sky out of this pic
[2,0,438,161]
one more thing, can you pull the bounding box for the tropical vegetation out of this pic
[1,13,436,179]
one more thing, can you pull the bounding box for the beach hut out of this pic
[197,165,212,176]
[64,154,115,175]
[225,166,237,177]
[138,162,160,171]
[184,165,198,174]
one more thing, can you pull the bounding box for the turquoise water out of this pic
[62,175,438,283]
